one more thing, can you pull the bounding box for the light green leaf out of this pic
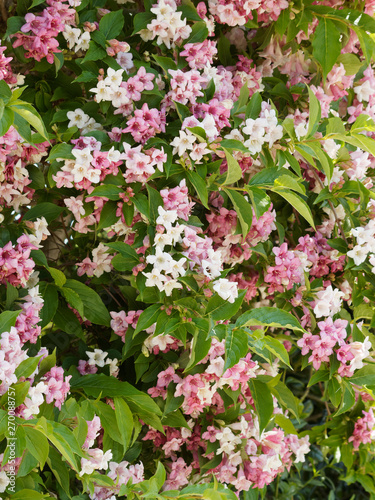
[224,188,253,237]
[249,379,274,434]
[206,289,246,321]
[63,279,111,326]
[9,100,49,141]
[224,328,248,371]
[114,397,134,450]
[312,18,342,79]
[236,307,305,332]
[272,188,315,228]
[24,426,49,468]
[306,85,321,137]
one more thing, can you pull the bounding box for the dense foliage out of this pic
[2,0,375,498]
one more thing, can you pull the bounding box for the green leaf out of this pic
[132,11,154,34]
[337,53,362,75]
[147,184,164,224]
[39,283,58,328]
[0,80,12,100]
[15,356,41,379]
[161,409,189,429]
[60,287,85,319]
[245,186,271,218]
[83,41,107,62]
[327,378,342,407]
[262,337,291,369]
[37,349,57,379]
[97,200,118,230]
[246,92,262,119]
[274,414,297,434]
[224,328,248,371]
[63,279,111,326]
[47,447,71,495]
[307,369,330,387]
[335,381,355,416]
[341,443,353,469]
[306,85,321,138]
[114,397,133,450]
[221,148,243,186]
[0,310,21,334]
[184,21,208,44]
[271,381,300,419]
[9,100,49,140]
[219,140,248,153]
[0,381,30,408]
[11,491,45,500]
[153,55,177,74]
[134,304,161,335]
[91,400,123,444]
[0,107,14,136]
[249,379,274,434]
[224,188,253,237]
[236,307,305,332]
[41,421,81,471]
[91,185,123,200]
[24,426,49,468]
[349,364,375,386]
[187,170,208,208]
[312,18,342,79]
[99,10,124,39]
[272,188,315,228]
[23,202,65,223]
[206,289,246,321]
[304,141,333,181]
[71,374,163,431]
[47,143,74,161]
[232,84,250,115]
[185,325,211,371]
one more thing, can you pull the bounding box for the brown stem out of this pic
[102,285,123,309]
[0,0,8,23]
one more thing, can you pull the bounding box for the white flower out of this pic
[169,258,186,278]
[71,163,90,183]
[87,349,108,367]
[313,285,344,318]
[72,147,93,165]
[161,278,183,296]
[213,278,238,303]
[90,81,114,103]
[143,267,166,290]
[156,206,178,229]
[202,249,223,279]
[0,471,10,493]
[106,358,119,377]
[354,79,374,102]
[323,139,340,159]
[104,68,124,89]
[116,51,133,72]
[167,224,186,245]
[295,122,308,140]
[33,217,50,241]
[81,118,102,135]
[63,26,81,49]
[349,336,371,371]
[75,31,91,52]
[347,244,368,266]
[67,108,90,129]
[170,130,196,156]
[146,246,173,272]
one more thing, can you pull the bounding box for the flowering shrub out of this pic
[2,0,375,498]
